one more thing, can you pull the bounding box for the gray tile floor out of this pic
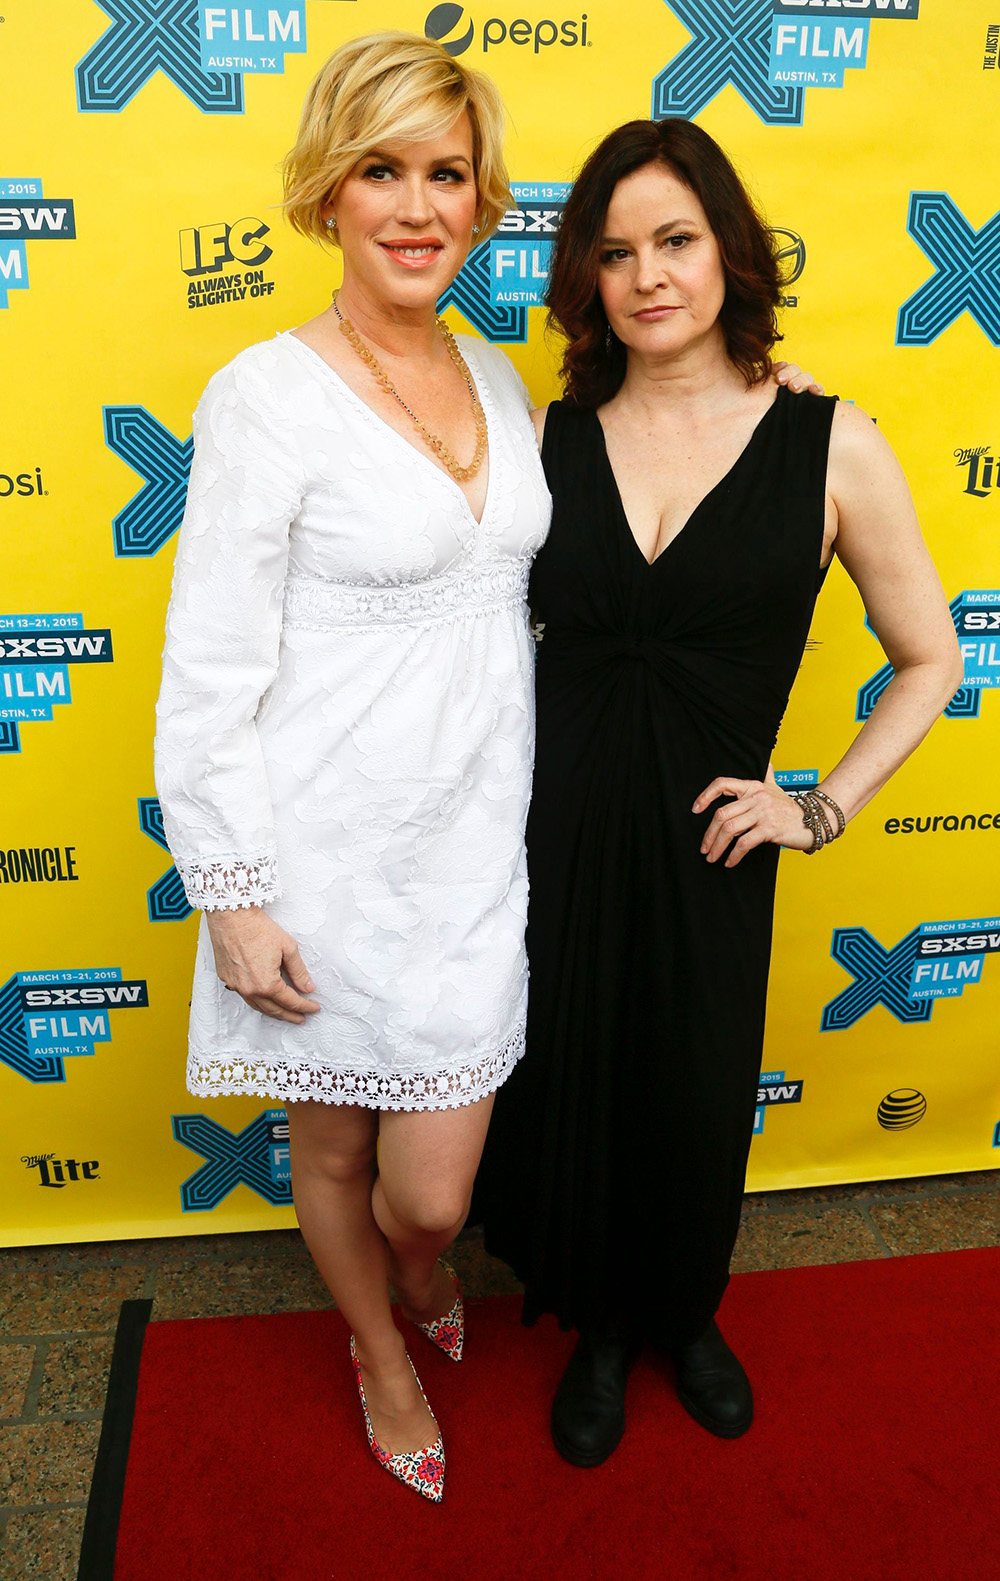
[1,1168,998,1580]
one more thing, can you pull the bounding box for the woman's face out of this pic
[597,162,727,362]
[328,111,479,313]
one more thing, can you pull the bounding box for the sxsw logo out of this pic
[104,408,192,557]
[753,1068,803,1135]
[652,0,917,127]
[858,592,1000,723]
[822,915,999,1030]
[173,1109,292,1210]
[440,182,568,342]
[0,182,76,310]
[75,1,314,115]
[138,797,192,922]
[0,614,113,758]
[0,970,149,1084]
[897,194,1000,347]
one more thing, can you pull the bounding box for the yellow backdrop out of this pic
[2,0,998,1244]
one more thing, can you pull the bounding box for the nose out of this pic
[395,174,434,228]
[634,245,669,296]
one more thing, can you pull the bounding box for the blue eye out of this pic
[363,164,395,181]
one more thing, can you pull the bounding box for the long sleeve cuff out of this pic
[173,851,281,912]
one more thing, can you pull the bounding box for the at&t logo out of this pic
[0,969,149,1084]
[425,4,589,56]
[0,182,76,310]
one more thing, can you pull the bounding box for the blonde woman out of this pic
[154,34,551,1501]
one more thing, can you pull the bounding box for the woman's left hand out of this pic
[773,361,825,395]
[693,775,813,866]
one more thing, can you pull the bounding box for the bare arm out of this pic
[696,401,963,864]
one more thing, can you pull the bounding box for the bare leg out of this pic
[373,1093,495,1324]
[286,1099,435,1455]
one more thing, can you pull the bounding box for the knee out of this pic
[394,1190,470,1240]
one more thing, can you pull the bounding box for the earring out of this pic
[605,325,612,350]
[325,216,337,231]
[472,224,480,236]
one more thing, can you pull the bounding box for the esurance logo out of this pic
[652,0,917,127]
[425,3,589,56]
[439,182,567,345]
[858,591,1000,723]
[0,969,149,1084]
[173,1109,292,1210]
[0,182,76,310]
[753,1069,803,1135]
[0,614,113,759]
[75,1,310,115]
[180,215,275,308]
[821,915,999,1030]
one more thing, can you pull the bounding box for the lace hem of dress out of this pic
[186,1027,525,1111]
[174,852,281,912]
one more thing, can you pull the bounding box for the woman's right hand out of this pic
[205,908,321,1024]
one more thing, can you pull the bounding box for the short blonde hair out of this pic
[283,32,511,245]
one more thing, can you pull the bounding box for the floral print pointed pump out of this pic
[415,1260,465,1362]
[350,1336,445,1503]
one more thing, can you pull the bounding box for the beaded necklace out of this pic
[332,294,488,484]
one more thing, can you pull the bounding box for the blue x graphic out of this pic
[104,407,192,557]
[822,927,931,1031]
[138,797,192,922]
[897,193,1000,346]
[76,0,243,114]
[0,976,64,1083]
[438,240,528,344]
[173,1113,293,1210]
[653,0,804,126]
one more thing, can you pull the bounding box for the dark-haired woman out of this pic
[477,119,962,1465]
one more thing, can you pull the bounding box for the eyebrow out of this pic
[365,149,473,169]
[600,218,700,244]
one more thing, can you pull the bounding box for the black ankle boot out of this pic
[550,1327,640,1467]
[672,1319,753,1439]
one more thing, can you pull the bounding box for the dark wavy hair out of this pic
[546,119,784,408]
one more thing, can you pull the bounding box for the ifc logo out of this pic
[426,3,475,54]
[877,1088,927,1131]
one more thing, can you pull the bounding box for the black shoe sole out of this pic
[677,1385,753,1440]
[550,1417,626,1468]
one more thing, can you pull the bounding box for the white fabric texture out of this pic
[154,331,551,1110]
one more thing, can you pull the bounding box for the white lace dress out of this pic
[154,331,551,1110]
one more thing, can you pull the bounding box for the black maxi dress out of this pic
[478,385,837,1347]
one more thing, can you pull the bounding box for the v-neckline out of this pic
[594,387,784,569]
[281,329,497,530]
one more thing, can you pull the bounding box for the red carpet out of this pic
[111,1249,1000,1581]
